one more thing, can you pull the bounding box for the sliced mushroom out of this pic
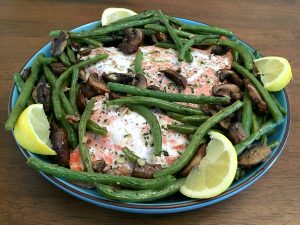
[36,77,51,112]
[119,28,144,54]
[155,32,169,42]
[147,85,161,91]
[49,62,67,75]
[92,160,106,172]
[65,114,80,124]
[219,117,232,130]
[238,144,271,168]
[213,83,242,101]
[131,163,162,179]
[78,47,92,57]
[244,79,267,112]
[102,72,134,84]
[161,69,187,89]
[216,69,243,87]
[228,122,247,144]
[134,73,147,88]
[80,83,98,99]
[76,88,88,111]
[21,67,31,80]
[51,31,69,56]
[50,121,70,167]
[70,41,81,51]
[88,73,110,94]
[79,69,89,82]
[180,143,207,177]
[108,92,124,100]
[209,45,229,55]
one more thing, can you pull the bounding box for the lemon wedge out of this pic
[14,104,56,155]
[180,131,237,199]
[254,56,292,91]
[101,8,137,26]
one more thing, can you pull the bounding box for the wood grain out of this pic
[0,0,299,224]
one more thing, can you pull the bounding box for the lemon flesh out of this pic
[101,8,137,26]
[14,104,56,155]
[254,56,292,91]
[180,131,237,199]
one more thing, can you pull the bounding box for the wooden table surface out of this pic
[1,0,299,224]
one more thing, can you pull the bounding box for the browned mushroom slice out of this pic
[80,83,98,99]
[244,79,267,112]
[161,69,187,89]
[108,91,124,100]
[238,144,271,168]
[49,62,67,75]
[147,85,161,91]
[65,114,80,124]
[88,73,110,94]
[78,47,92,57]
[209,45,229,55]
[21,67,31,80]
[216,69,243,87]
[36,77,51,112]
[92,160,106,172]
[50,121,70,167]
[134,73,148,89]
[102,72,134,84]
[119,28,144,54]
[180,143,207,177]
[79,69,89,82]
[131,163,162,179]
[228,122,247,144]
[155,32,169,42]
[213,83,242,101]
[76,88,88,111]
[51,31,69,56]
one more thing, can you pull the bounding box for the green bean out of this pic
[122,147,141,162]
[53,54,108,120]
[95,178,184,203]
[39,57,57,64]
[69,68,79,114]
[232,62,283,122]
[26,157,176,190]
[158,10,183,61]
[110,10,157,24]
[80,37,103,47]
[198,39,254,71]
[261,134,268,145]
[251,113,259,134]
[182,23,234,36]
[92,35,123,42]
[242,90,252,136]
[166,16,185,27]
[270,93,287,116]
[179,35,218,62]
[43,64,77,116]
[184,49,193,63]
[107,82,230,105]
[235,119,283,155]
[5,54,43,130]
[155,42,176,49]
[140,29,156,36]
[59,52,72,67]
[79,97,96,172]
[129,105,162,156]
[85,120,107,136]
[66,45,77,64]
[60,110,79,149]
[134,48,143,74]
[13,72,35,105]
[182,115,209,125]
[232,49,239,62]
[145,24,196,39]
[268,141,279,149]
[234,167,246,181]
[107,96,204,115]
[68,17,159,38]
[167,124,197,134]
[167,112,187,122]
[155,100,243,178]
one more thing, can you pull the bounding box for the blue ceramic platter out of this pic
[8,18,290,214]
